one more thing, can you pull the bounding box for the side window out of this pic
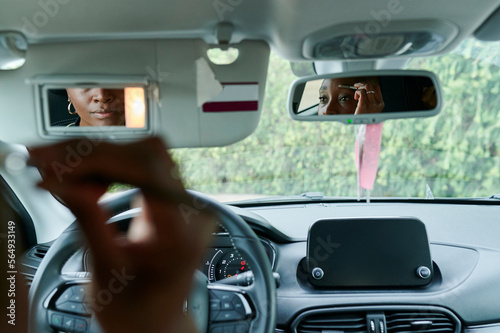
[0,175,37,250]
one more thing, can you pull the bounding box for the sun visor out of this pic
[0,39,269,147]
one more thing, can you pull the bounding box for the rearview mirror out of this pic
[288,70,442,124]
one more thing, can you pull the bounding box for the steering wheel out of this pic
[28,189,276,333]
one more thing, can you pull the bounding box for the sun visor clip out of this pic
[215,22,234,51]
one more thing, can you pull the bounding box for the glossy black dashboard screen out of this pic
[307,217,433,288]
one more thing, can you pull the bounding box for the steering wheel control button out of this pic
[311,267,324,280]
[417,266,432,279]
[70,294,83,302]
[49,310,90,333]
[51,313,64,329]
[215,310,244,322]
[54,284,92,316]
[56,289,73,306]
[232,297,245,315]
[61,302,87,315]
[71,285,89,299]
[63,316,75,331]
[210,299,221,311]
[74,318,88,332]
[209,290,252,323]
[221,301,233,310]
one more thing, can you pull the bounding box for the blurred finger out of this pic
[354,82,367,90]
[30,137,182,192]
[354,89,367,114]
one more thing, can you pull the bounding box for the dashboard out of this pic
[231,200,500,332]
[22,199,500,333]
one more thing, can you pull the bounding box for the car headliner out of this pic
[1,0,500,60]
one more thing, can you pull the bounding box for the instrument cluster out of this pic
[201,236,276,283]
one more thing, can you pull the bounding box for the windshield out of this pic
[172,38,500,202]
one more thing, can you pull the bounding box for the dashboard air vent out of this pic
[296,311,367,333]
[292,307,460,333]
[32,246,49,259]
[20,244,51,288]
[386,311,456,333]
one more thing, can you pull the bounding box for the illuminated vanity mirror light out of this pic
[124,87,146,128]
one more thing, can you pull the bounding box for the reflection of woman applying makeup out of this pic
[67,88,125,126]
[318,77,385,115]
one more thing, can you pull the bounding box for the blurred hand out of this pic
[30,137,215,333]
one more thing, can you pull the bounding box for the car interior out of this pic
[1,1,500,332]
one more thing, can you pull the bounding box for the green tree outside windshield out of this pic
[172,39,500,199]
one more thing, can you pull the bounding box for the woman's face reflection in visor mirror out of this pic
[66,88,125,127]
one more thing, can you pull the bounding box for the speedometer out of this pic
[202,237,275,283]
[220,253,250,280]
[206,249,250,282]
